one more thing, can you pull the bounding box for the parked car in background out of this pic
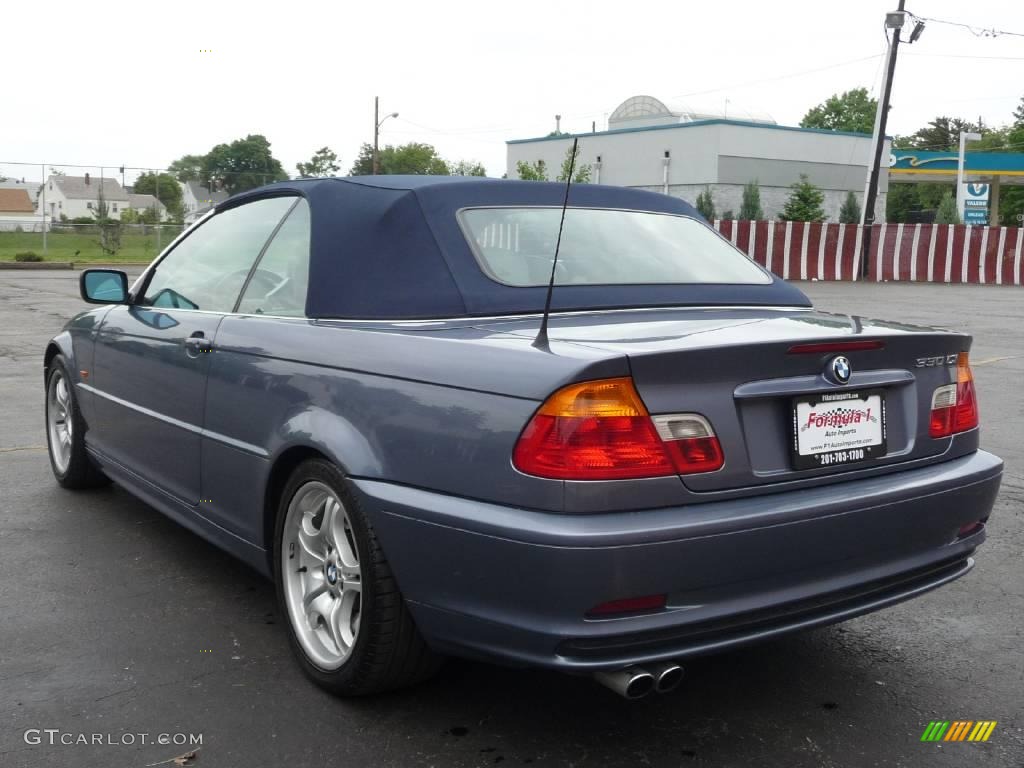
[44,176,1002,697]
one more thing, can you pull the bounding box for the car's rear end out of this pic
[331,180,1003,696]
[358,307,1001,686]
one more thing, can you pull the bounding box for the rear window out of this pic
[459,207,771,287]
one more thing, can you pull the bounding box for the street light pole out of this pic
[373,96,379,175]
[372,96,399,175]
[956,130,982,224]
[860,0,907,278]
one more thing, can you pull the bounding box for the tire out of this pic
[274,458,440,696]
[45,354,110,489]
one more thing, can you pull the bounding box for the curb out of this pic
[0,261,149,270]
[0,261,75,270]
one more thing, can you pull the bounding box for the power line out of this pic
[908,12,1024,39]
[360,52,887,140]
[903,52,1024,61]
[0,160,284,180]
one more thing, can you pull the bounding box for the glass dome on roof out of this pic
[608,95,775,128]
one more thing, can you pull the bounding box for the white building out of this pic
[180,181,228,224]
[507,95,889,222]
[127,193,167,220]
[37,174,129,221]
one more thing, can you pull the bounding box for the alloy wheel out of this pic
[281,481,362,670]
[47,371,73,474]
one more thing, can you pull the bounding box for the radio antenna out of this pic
[533,136,578,350]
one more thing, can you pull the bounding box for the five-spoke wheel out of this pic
[46,370,73,474]
[274,459,439,695]
[281,481,362,669]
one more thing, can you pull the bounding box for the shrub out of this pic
[780,174,826,222]
[934,191,961,225]
[739,180,764,221]
[839,190,862,224]
[15,251,43,262]
[695,187,716,220]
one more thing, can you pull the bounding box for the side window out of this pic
[236,199,311,317]
[140,196,296,312]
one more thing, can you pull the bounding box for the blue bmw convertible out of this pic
[44,176,1002,697]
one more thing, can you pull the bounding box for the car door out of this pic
[88,195,298,505]
[199,198,312,539]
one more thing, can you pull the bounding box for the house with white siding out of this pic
[180,181,228,224]
[127,193,167,220]
[37,174,129,221]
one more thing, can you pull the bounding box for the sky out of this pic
[2,0,1023,185]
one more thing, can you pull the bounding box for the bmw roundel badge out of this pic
[829,355,852,384]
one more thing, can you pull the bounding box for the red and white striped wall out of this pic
[714,220,1024,285]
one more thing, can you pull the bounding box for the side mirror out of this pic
[80,269,129,304]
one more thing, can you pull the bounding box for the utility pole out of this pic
[860,1,906,278]
[41,163,47,256]
[373,96,380,175]
[372,97,399,176]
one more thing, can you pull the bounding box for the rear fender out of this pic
[272,406,384,478]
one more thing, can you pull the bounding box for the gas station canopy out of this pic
[888,149,1024,225]
[889,149,1024,184]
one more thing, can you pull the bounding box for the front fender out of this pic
[44,329,76,384]
[44,308,111,425]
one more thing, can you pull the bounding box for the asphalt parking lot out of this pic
[1,270,1021,768]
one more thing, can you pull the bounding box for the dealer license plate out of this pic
[791,390,886,470]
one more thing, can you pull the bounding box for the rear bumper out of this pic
[352,450,1003,671]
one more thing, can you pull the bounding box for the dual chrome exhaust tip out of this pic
[593,662,684,699]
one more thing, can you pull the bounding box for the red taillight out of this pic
[588,594,667,617]
[787,340,885,354]
[929,353,979,438]
[957,521,984,538]
[512,378,723,480]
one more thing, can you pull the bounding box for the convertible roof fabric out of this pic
[222,176,811,319]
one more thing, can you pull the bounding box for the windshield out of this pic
[459,207,771,287]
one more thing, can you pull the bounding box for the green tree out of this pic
[903,116,983,151]
[349,142,449,176]
[800,88,878,134]
[557,144,591,183]
[167,154,205,183]
[739,180,764,220]
[516,159,549,181]
[695,187,716,220]
[203,135,288,194]
[133,172,183,220]
[934,191,961,224]
[1013,95,1024,127]
[838,190,861,224]
[780,174,826,222]
[448,159,487,176]
[296,146,340,178]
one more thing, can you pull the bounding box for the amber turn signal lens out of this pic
[513,378,675,480]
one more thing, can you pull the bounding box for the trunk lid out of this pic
[479,307,971,493]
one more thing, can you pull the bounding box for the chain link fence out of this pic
[0,161,198,264]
